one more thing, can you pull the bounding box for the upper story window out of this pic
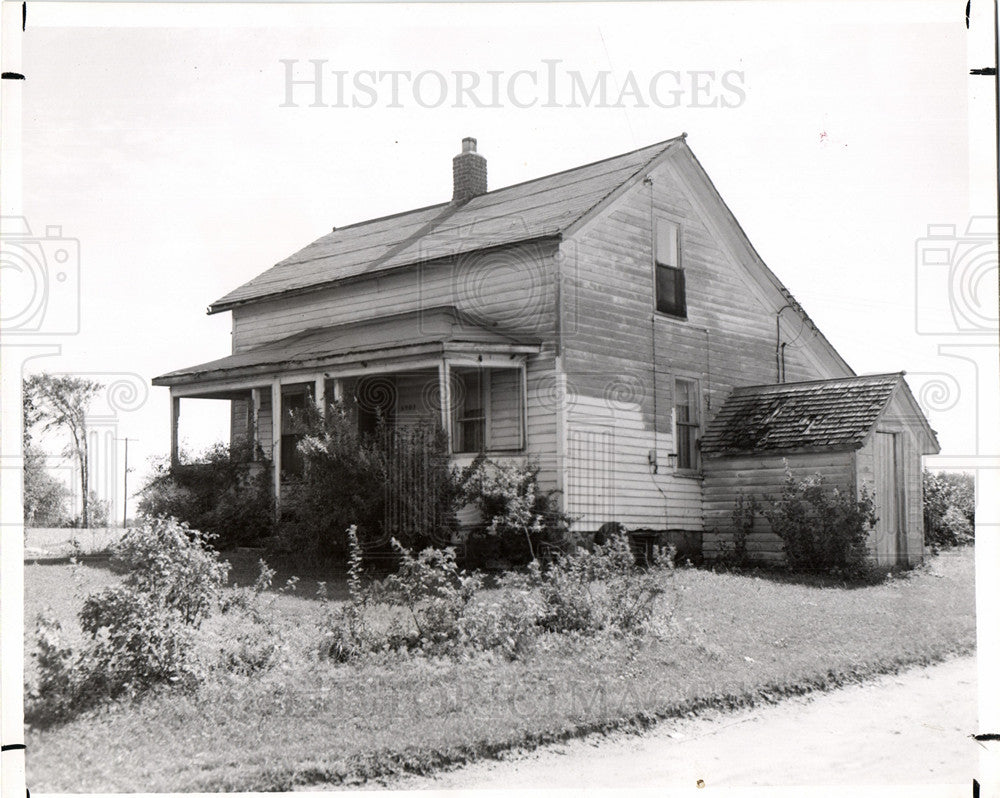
[673,377,700,471]
[655,219,686,318]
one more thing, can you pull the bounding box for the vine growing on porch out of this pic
[137,440,273,549]
[275,400,462,563]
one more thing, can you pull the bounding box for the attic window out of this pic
[654,219,686,318]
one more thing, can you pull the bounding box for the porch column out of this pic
[332,378,343,403]
[250,388,261,461]
[314,375,326,416]
[438,360,452,452]
[169,394,180,467]
[271,380,282,517]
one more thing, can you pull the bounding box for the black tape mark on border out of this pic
[2,73,26,80]
[974,732,1000,741]
[1,744,26,752]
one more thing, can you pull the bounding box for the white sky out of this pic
[9,0,994,520]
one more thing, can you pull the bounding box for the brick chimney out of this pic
[452,137,487,201]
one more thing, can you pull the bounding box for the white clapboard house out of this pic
[154,136,939,565]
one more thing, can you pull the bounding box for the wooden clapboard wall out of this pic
[701,451,856,563]
[557,149,852,531]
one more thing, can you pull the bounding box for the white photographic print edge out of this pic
[1,1,996,796]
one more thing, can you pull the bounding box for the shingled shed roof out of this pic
[208,136,685,313]
[700,373,929,457]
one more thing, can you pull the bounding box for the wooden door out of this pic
[873,432,901,565]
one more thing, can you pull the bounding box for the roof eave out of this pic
[702,442,863,459]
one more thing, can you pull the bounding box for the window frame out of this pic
[653,218,687,320]
[279,383,312,481]
[450,365,526,455]
[672,376,701,473]
[454,368,487,454]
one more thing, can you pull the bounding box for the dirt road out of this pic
[391,656,978,791]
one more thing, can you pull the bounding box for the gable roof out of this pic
[208,136,685,313]
[700,373,939,457]
[152,306,540,387]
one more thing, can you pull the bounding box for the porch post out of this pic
[519,362,528,450]
[438,360,452,452]
[250,388,261,461]
[271,380,282,517]
[332,378,343,403]
[169,393,180,467]
[314,375,326,416]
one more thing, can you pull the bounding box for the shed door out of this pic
[873,432,902,565]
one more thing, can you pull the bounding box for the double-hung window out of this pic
[673,377,700,471]
[655,219,686,318]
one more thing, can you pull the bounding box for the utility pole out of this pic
[115,437,137,528]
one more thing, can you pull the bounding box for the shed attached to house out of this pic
[700,373,940,567]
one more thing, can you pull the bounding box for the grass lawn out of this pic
[23,526,127,560]
[24,548,975,792]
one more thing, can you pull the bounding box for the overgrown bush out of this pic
[380,540,484,653]
[459,456,577,568]
[319,527,676,663]
[923,469,975,551]
[214,559,289,675]
[320,526,381,662]
[717,493,758,566]
[279,403,461,562]
[535,533,675,635]
[27,518,231,724]
[137,441,273,549]
[763,466,876,578]
[111,517,231,623]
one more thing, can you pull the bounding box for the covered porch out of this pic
[152,307,540,511]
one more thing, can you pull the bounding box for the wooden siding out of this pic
[231,241,558,353]
[558,153,852,531]
[702,452,856,563]
[256,389,274,459]
[231,398,250,448]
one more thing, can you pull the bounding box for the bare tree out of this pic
[24,374,103,528]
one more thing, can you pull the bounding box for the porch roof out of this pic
[700,373,940,457]
[152,306,541,388]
